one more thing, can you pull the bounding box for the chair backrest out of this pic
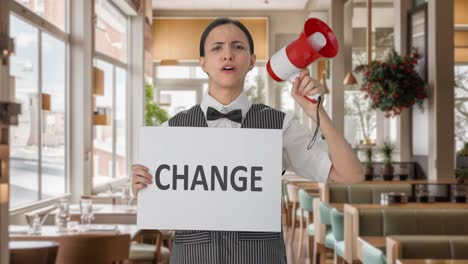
[319,201,332,225]
[359,208,468,237]
[298,189,314,212]
[330,208,344,242]
[59,233,130,264]
[287,184,300,203]
[21,233,131,264]
[9,241,58,264]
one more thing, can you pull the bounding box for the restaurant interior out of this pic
[1,0,467,263]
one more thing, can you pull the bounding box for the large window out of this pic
[15,0,67,30]
[93,60,128,186]
[95,0,127,63]
[93,0,129,187]
[345,1,396,151]
[9,13,67,208]
[455,65,468,151]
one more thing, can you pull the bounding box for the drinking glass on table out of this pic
[56,198,70,232]
[79,198,94,230]
[121,185,132,209]
[452,184,467,203]
[416,184,430,203]
[30,215,42,235]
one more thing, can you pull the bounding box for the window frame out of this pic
[9,0,70,210]
[92,1,130,189]
[92,55,129,184]
[454,62,468,151]
[94,0,129,64]
[344,3,402,159]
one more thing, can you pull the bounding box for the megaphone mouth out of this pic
[303,18,339,58]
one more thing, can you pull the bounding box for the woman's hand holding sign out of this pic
[131,164,152,196]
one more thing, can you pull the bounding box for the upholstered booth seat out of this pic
[316,183,414,263]
[388,235,468,261]
[358,209,468,264]
[328,183,412,204]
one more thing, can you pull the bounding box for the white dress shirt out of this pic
[161,91,332,183]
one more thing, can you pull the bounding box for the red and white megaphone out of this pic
[266,18,339,104]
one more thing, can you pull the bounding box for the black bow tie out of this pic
[206,106,242,123]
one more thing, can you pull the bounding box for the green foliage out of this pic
[354,49,427,117]
[380,141,395,167]
[145,83,168,126]
[455,168,468,182]
[457,142,468,157]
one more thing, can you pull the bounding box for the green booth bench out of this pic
[343,205,468,264]
[319,183,413,204]
[313,183,413,263]
[385,235,468,264]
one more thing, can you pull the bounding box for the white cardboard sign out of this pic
[136,127,282,232]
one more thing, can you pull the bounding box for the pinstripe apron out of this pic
[168,104,287,264]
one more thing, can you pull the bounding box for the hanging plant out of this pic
[354,49,427,117]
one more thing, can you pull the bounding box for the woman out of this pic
[132,17,363,264]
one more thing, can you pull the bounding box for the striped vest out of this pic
[168,104,287,264]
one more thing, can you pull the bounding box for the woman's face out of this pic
[200,23,256,91]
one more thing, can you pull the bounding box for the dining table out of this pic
[9,224,140,240]
[44,203,137,225]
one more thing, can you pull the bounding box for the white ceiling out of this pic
[152,0,312,11]
[151,0,394,11]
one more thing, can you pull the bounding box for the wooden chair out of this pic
[9,241,58,264]
[286,183,300,244]
[16,233,131,264]
[61,233,130,264]
[296,189,315,264]
[129,230,171,264]
[312,199,335,264]
[282,180,292,227]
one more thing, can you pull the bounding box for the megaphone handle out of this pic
[305,94,321,104]
[288,72,322,104]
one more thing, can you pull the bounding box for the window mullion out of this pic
[65,25,71,193]
[38,30,43,201]
[112,65,117,178]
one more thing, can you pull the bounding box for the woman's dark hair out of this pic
[199,17,254,57]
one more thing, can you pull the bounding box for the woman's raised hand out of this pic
[131,164,153,196]
[291,69,325,121]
